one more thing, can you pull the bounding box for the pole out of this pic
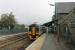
[39,26,41,35]
[46,27,48,35]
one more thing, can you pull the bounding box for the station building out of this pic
[44,2,75,43]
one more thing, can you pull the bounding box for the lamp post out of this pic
[46,27,49,35]
[50,3,55,33]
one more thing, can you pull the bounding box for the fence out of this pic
[0,28,28,35]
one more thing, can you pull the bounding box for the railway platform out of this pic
[25,33,70,50]
[25,33,46,50]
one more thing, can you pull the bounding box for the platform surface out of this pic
[41,34,70,50]
[25,33,70,50]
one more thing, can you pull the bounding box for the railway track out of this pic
[0,33,28,48]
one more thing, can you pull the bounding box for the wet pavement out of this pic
[25,33,75,50]
[41,33,70,50]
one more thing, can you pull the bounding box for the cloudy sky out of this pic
[0,0,75,25]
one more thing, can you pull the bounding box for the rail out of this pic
[0,32,28,48]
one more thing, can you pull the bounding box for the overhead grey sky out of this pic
[0,0,75,25]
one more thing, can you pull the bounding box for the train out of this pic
[28,24,47,40]
[28,24,40,40]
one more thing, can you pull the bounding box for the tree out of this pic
[0,21,2,29]
[20,24,25,29]
[1,12,17,30]
[15,24,25,29]
[1,14,9,29]
[8,12,16,30]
